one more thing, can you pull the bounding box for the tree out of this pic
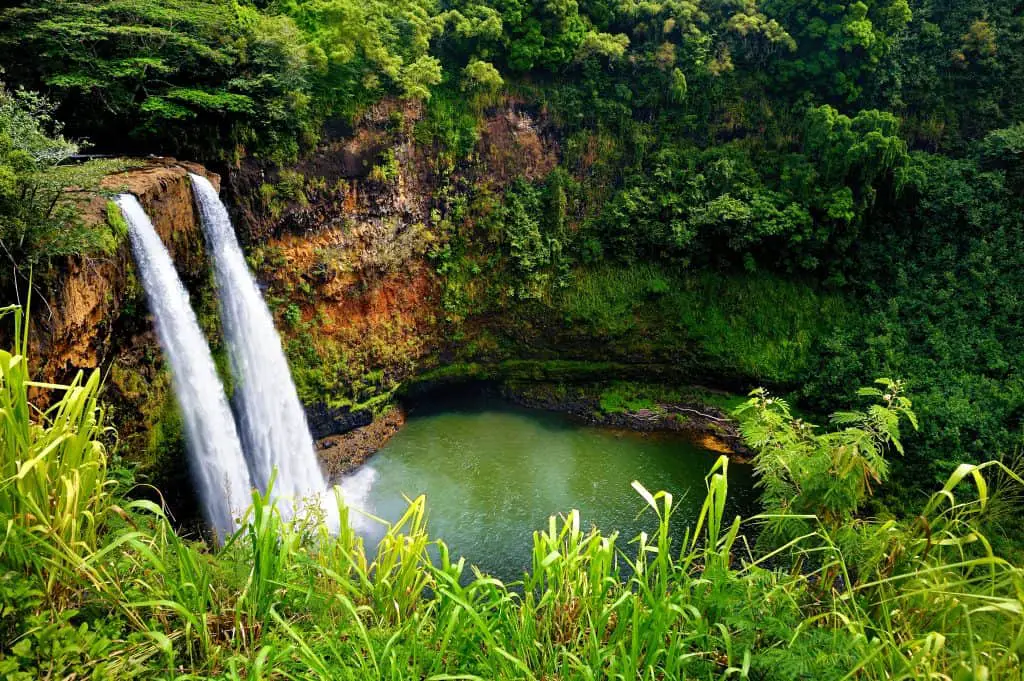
[462,59,504,92]
[278,0,445,111]
[761,0,912,103]
[981,123,1024,192]
[1,1,317,161]
[0,86,78,275]
[736,378,917,529]
[0,84,133,300]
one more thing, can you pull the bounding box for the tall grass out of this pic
[0,316,1021,679]
[0,304,117,602]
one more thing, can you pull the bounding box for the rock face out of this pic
[220,97,562,421]
[226,98,558,245]
[34,98,727,472]
[306,402,374,440]
[36,159,219,384]
[21,158,225,500]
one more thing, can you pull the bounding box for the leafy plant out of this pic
[736,378,917,529]
[0,305,116,602]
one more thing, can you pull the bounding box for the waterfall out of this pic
[189,174,334,523]
[117,195,251,539]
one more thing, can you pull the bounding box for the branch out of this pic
[663,405,729,423]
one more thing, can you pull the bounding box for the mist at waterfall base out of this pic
[117,195,251,538]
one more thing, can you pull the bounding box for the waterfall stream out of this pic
[190,174,338,524]
[117,195,251,538]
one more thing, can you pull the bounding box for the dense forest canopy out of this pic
[0,1,1023,487]
[3,0,1022,157]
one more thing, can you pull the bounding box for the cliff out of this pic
[34,98,734,482]
[37,159,219,384]
[20,159,222,506]
[220,98,563,429]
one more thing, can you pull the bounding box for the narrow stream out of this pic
[344,396,757,582]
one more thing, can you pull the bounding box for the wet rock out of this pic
[306,403,374,440]
[318,407,406,478]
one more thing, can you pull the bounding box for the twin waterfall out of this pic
[119,178,338,539]
[116,196,252,536]
[190,175,334,524]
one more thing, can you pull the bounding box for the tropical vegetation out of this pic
[1,312,1022,679]
[0,0,1023,676]
[1,0,1021,488]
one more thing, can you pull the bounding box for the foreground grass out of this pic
[1,306,1022,680]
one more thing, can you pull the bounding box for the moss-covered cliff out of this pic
[38,161,217,381]
[222,98,563,421]
[40,99,845,479]
[33,160,221,498]
[215,97,848,440]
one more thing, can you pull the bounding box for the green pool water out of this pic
[341,396,756,582]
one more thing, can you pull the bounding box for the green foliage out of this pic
[282,302,302,329]
[1,345,1022,679]
[499,178,555,300]
[981,122,1024,191]
[0,0,1019,161]
[0,84,133,288]
[558,264,858,382]
[586,105,908,273]
[0,306,115,603]
[898,3,1024,147]
[762,0,913,103]
[462,58,504,92]
[414,90,481,174]
[803,106,908,202]
[1,0,1023,589]
[599,382,660,414]
[104,200,128,243]
[737,378,917,528]
[277,0,444,115]
[1,1,319,161]
[273,169,308,205]
[801,148,1024,487]
[368,149,400,184]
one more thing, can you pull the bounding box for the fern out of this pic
[735,379,917,530]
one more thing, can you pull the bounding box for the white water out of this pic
[337,466,379,533]
[190,174,344,524]
[117,195,252,539]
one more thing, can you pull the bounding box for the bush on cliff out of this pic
[0,83,140,297]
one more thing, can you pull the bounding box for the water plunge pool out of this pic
[340,396,756,582]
